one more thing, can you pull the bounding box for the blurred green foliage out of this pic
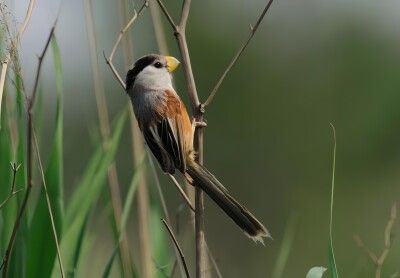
[1,0,400,277]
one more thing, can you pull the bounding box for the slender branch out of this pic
[103,51,126,90]
[353,235,378,264]
[155,0,177,30]
[0,163,22,210]
[161,219,191,278]
[104,0,149,90]
[32,130,65,278]
[0,189,23,211]
[168,174,195,211]
[1,24,55,277]
[0,0,36,126]
[203,0,275,108]
[354,202,397,278]
[205,243,223,278]
[30,26,56,107]
[110,1,149,61]
[147,153,188,278]
[179,0,191,30]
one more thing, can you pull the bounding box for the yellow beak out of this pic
[165,56,180,72]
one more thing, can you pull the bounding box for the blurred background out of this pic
[9,0,400,276]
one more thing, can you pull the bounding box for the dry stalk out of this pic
[354,202,397,278]
[162,218,191,278]
[83,1,132,276]
[103,1,153,276]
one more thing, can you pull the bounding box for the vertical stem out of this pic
[83,1,132,276]
[175,28,208,278]
[129,109,153,278]
[117,1,153,276]
[149,0,169,55]
[174,4,208,276]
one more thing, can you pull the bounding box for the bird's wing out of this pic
[141,89,191,174]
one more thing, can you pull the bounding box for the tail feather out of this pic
[186,161,271,243]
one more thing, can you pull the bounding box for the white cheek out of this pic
[135,67,172,88]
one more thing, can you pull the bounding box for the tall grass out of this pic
[0,32,130,277]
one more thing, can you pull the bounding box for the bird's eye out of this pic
[154,62,163,68]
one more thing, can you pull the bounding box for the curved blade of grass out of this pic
[328,124,338,278]
[27,36,64,278]
[101,157,145,278]
[52,109,127,276]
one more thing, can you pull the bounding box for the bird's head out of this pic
[126,54,180,91]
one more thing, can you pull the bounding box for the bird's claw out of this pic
[192,119,207,128]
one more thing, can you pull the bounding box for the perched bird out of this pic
[126,54,270,242]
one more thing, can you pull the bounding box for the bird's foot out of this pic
[192,119,207,133]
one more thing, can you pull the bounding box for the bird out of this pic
[126,54,270,243]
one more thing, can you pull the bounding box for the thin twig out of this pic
[155,0,177,30]
[30,26,56,105]
[148,153,188,278]
[353,235,379,264]
[103,51,126,90]
[203,0,275,108]
[168,174,195,211]
[205,243,223,278]
[0,189,23,211]
[32,129,65,277]
[354,203,397,278]
[1,24,55,277]
[162,219,191,278]
[0,0,36,123]
[110,1,149,61]
[104,0,149,90]
[9,163,20,193]
[0,163,22,210]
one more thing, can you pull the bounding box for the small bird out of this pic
[126,54,270,242]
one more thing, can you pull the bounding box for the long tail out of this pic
[186,161,271,243]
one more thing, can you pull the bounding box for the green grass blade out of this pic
[328,124,338,278]
[26,36,64,278]
[101,157,144,278]
[54,109,127,276]
[0,99,14,251]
